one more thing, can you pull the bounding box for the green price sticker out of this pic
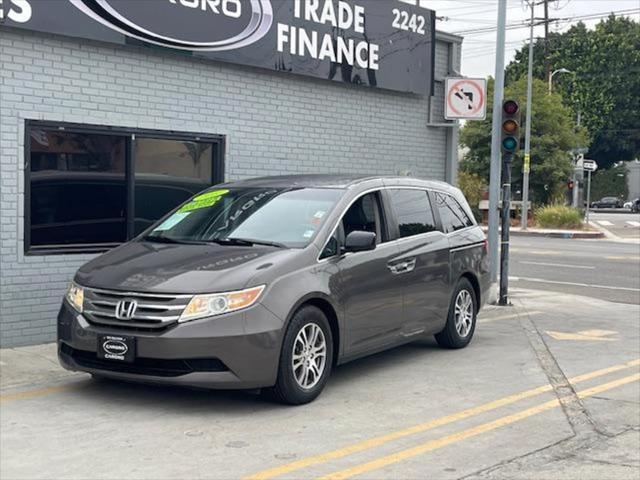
[178,189,229,213]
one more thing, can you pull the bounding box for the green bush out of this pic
[457,171,486,222]
[534,205,583,229]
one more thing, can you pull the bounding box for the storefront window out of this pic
[134,138,213,234]
[26,122,224,254]
[30,131,127,247]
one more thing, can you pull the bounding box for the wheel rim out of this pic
[454,289,474,338]
[292,323,327,390]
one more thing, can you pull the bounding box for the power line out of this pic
[450,8,639,35]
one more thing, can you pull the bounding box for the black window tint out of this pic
[388,189,436,238]
[30,130,127,246]
[134,138,212,234]
[435,192,474,233]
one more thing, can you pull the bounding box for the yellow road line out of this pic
[318,373,640,480]
[243,359,639,480]
[0,382,85,403]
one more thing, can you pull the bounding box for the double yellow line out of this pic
[245,359,640,480]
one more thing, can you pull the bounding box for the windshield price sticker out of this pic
[179,189,229,213]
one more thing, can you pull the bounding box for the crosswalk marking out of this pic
[597,220,614,226]
[626,221,640,228]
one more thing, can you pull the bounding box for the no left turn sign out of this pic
[445,78,487,121]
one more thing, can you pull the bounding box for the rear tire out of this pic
[435,278,477,349]
[266,305,333,405]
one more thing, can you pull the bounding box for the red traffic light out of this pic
[568,180,575,189]
[503,100,519,115]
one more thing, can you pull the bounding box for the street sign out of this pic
[445,78,487,120]
[583,159,598,172]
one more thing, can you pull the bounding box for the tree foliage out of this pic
[460,77,588,205]
[457,170,486,221]
[506,15,640,168]
[589,163,628,202]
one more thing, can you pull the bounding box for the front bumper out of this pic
[57,301,284,390]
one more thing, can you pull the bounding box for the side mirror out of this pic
[343,231,376,253]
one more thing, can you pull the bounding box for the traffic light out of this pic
[501,100,521,154]
[568,179,575,190]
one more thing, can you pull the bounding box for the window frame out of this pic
[24,120,226,255]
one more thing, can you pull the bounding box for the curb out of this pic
[480,226,604,239]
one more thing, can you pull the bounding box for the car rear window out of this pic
[435,192,474,233]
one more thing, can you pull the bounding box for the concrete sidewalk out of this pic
[1,289,638,480]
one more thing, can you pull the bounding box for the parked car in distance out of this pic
[591,196,623,209]
[58,174,490,404]
[631,198,640,213]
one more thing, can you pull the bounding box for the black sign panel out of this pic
[0,0,436,94]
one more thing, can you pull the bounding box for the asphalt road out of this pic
[589,211,640,239]
[2,289,639,480]
[509,236,640,304]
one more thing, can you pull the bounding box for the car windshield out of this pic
[143,187,342,248]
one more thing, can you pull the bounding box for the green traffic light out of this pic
[502,137,518,151]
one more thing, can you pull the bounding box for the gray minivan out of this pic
[58,175,489,404]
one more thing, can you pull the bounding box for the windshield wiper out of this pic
[144,236,204,245]
[207,237,286,248]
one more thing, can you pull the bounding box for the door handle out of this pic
[388,258,416,274]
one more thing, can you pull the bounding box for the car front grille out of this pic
[83,287,192,331]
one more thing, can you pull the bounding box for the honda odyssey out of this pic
[58,175,489,404]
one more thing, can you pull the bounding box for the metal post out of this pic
[572,168,580,208]
[572,111,582,208]
[499,154,512,306]
[585,170,592,224]
[521,2,534,230]
[488,0,508,285]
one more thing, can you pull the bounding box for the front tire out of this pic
[266,305,333,405]
[435,278,477,349]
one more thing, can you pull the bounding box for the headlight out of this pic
[179,285,265,323]
[66,282,84,313]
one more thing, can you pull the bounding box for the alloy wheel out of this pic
[454,289,474,338]
[292,323,327,390]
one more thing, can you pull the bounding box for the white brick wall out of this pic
[0,29,457,346]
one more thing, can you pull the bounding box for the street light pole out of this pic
[549,68,571,94]
[521,1,535,230]
[488,0,508,288]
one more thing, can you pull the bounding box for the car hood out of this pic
[75,241,300,294]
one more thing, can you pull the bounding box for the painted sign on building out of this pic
[0,0,436,94]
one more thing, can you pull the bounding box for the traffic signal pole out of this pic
[488,0,508,287]
[498,99,520,306]
[500,153,513,305]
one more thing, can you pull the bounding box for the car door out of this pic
[332,191,405,355]
[385,188,450,336]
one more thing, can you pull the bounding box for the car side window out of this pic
[341,192,385,243]
[319,192,385,260]
[319,231,340,259]
[435,192,474,233]
[388,189,437,238]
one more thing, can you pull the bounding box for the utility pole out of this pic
[521,1,535,230]
[488,0,508,288]
[543,0,550,83]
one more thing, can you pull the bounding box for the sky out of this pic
[429,0,640,78]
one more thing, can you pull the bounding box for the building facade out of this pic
[0,3,461,347]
